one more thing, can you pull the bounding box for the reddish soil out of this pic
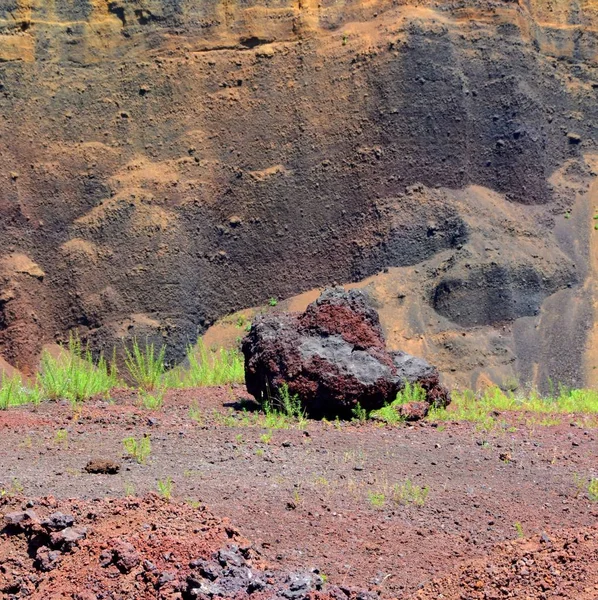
[1,386,598,599]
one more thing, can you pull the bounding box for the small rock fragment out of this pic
[84,460,120,475]
[42,512,75,531]
[35,546,62,572]
[4,510,39,528]
[50,526,87,550]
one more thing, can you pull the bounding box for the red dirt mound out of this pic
[0,494,358,600]
[415,525,598,600]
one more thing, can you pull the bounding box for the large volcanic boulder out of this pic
[242,288,450,419]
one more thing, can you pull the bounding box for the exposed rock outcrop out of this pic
[0,0,597,391]
[242,288,450,418]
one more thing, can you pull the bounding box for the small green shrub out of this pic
[0,374,42,409]
[189,402,204,425]
[39,334,118,404]
[367,491,386,508]
[392,479,429,506]
[588,478,598,501]
[123,435,151,464]
[514,522,525,538]
[351,402,367,422]
[157,477,173,499]
[124,339,166,391]
[369,382,426,425]
[138,388,165,410]
[54,429,68,446]
[260,384,306,429]
[172,341,244,387]
[268,297,278,307]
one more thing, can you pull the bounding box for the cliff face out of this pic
[0,0,597,388]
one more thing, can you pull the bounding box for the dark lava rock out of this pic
[49,526,87,550]
[42,512,75,531]
[84,459,121,474]
[186,544,323,600]
[35,546,62,572]
[3,510,39,529]
[100,539,140,573]
[242,287,450,418]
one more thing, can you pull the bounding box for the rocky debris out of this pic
[243,287,450,418]
[42,511,74,531]
[185,544,324,599]
[3,510,39,528]
[35,546,62,572]
[84,459,120,474]
[397,401,429,421]
[100,539,141,572]
[50,526,87,550]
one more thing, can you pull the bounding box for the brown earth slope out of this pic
[0,0,598,389]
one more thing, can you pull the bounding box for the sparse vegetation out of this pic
[268,297,278,307]
[55,429,68,446]
[189,402,204,425]
[1,478,24,497]
[124,482,136,497]
[39,334,118,405]
[124,339,166,391]
[367,491,386,507]
[171,341,244,388]
[429,386,598,425]
[351,402,367,422]
[514,522,525,538]
[138,388,165,410]
[0,373,42,409]
[369,382,426,424]
[123,435,152,464]
[157,477,174,499]
[259,384,306,429]
[575,472,598,501]
[392,479,429,506]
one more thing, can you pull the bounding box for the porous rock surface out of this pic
[242,288,450,418]
[0,494,369,600]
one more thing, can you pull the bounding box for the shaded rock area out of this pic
[242,288,450,418]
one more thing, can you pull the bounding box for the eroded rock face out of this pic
[242,288,450,418]
[0,0,596,390]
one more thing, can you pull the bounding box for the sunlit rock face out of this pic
[0,0,597,389]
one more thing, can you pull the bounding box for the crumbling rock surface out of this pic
[242,288,450,418]
[0,494,370,600]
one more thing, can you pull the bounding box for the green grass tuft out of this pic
[170,341,244,388]
[369,382,426,424]
[39,334,118,405]
[124,339,166,391]
[0,373,42,409]
[260,384,306,429]
[428,386,598,425]
[392,478,429,506]
[123,435,152,464]
[157,477,174,500]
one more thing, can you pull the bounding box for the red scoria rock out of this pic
[242,287,450,418]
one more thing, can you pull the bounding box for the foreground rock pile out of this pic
[242,288,450,418]
[0,495,372,600]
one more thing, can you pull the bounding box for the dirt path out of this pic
[1,388,597,598]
